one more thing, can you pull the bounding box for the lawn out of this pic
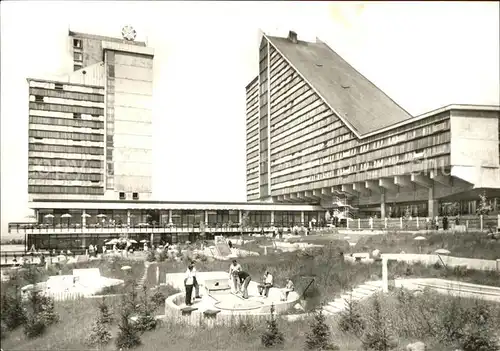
[291,230,500,260]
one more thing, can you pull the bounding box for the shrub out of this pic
[361,296,396,351]
[459,300,499,351]
[97,297,114,324]
[338,295,365,337]
[1,290,27,330]
[150,290,166,309]
[305,308,339,350]
[261,304,284,348]
[23,315,46,339]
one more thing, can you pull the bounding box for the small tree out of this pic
[361,297,396,351]
[23,290,58,339]
[86,298,112,347]
[135,285,158,332]
[338,295,365,337]
[403,206,412,230]
[305,308,339,350]
[115,293,141,349]
[261,304,284,348]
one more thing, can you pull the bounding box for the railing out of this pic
[7,222,329,235]
[344,215,500,231]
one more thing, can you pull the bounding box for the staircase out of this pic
[136,261,151,290]
[322,280,383,315]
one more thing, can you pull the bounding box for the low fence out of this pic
[381,253,500,271]
[345,215,499,231]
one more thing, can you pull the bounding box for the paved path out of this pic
[321,280,383,315]
[136,261,152,289]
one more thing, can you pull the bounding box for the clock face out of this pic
[121,25,137,41]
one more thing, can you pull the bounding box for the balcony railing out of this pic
[7,222,325,235]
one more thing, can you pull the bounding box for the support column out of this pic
[270,211,275,226]
[82,210,87,228]
[380,189,386,219]
[127,210,131,227]
[428,186,439,218]
[300,211,305,226]
[238,210,242,225]
[204,210,208,225]
[382,257,389,293]
[168,210,173,225]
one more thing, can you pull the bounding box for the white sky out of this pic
[1,1,499,235]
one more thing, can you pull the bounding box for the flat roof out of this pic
[29,199,324,211]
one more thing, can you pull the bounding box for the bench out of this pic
[203,309,221,319]
[181,306,198,315]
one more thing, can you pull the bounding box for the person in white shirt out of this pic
[184,263,196,306]
[189,261,201,299]
[228,260,242,293]
[281,278,295,301]
[258,271,273,298]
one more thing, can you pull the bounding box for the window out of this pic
[91,114,100,118]
[74,64,82,71]
[35,95,44,103]
[73,113,81,119]
[73,39,82,48]
[119,192,125,200]
[54,83,63,90]
[132,192,139,200]
[73,52,83,61]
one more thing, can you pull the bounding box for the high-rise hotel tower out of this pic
[28,27,154,202]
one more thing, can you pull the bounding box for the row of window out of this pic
[29,157,103,168]
[29,129,104,142]
[30,88,104,103]
[271,124,353,162]
[30,116,104,129]
[28,171,103,181]
[270,143,450,187]
[271,109,337,151]
[270,79,309,116]
[270,121,449,172]
[29,102,104,116]
[272,154,450,195]
[271,134,451,184]
[271,102,331,142]
[29,185,104,195]
[270,68,301,99]
[29,143,104,155]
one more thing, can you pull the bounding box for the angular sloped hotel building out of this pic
[246,31,500,218]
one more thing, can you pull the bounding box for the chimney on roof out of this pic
[288,31,298,44]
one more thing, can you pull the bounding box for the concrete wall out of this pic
[381,253,499,271]
[111,52,153,197]
[450,111,500,188]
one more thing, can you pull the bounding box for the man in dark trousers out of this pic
[237,270,252,299]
